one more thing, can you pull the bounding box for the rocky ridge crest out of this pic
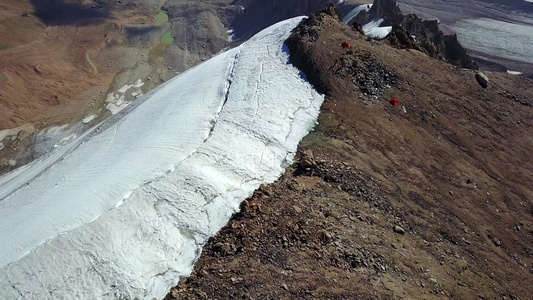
[354,0,478,69]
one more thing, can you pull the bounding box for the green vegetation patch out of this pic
[155,11,169,25]
[161,31,174,45]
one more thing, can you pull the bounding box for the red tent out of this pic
[390,98,399,105]
[341,41,351,48]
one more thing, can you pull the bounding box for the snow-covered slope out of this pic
[0,17,323,300]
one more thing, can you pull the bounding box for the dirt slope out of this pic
[0,0,119,129]
[169,7,533,300]
[0,0,240,173]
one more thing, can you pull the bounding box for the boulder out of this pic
[393,225,406,235]
[300,150,317,169]
[475,72,489,88]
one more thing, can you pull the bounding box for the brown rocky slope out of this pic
[168,6,533,300]
[0,0,170,172]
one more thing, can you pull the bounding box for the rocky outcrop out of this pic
[442,33,479,69]
[286,5,397,100]
[349,0,478,69]
[354,0,403,26]
[387,14,478,69]
[285,5,344,96]
[352,22,365,36]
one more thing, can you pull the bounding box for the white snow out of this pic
[0,17,323,300]
[227,29,235,42]
[0,130,11,143]
[363,18,392,39]
[0,124,35,143]
[53,134,77,148]
[82,114,97,124]
[507,70,523,75]
[31,124,83,158]
[105,79,145,115]
[342,3,372,24]
[453,18,533,64]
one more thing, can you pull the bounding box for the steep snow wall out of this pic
[0,17,323,300]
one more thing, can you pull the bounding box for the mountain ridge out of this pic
[170,5,533,299]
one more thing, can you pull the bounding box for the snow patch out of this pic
[106,79,145,114]
[363,18,392,39]
[82,114,97,124]
[507,70,523,75]
[227,29,235,42]
[0,17,323,300]
[53,134,77,148]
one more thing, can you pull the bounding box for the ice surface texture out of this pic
[453,18,533,64]
[0,17,323,300]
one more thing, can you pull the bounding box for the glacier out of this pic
[453,18,533,65]
[0,17,324,300]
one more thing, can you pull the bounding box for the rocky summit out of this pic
[387,14,479,69]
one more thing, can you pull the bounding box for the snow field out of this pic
[0,17,324,300]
